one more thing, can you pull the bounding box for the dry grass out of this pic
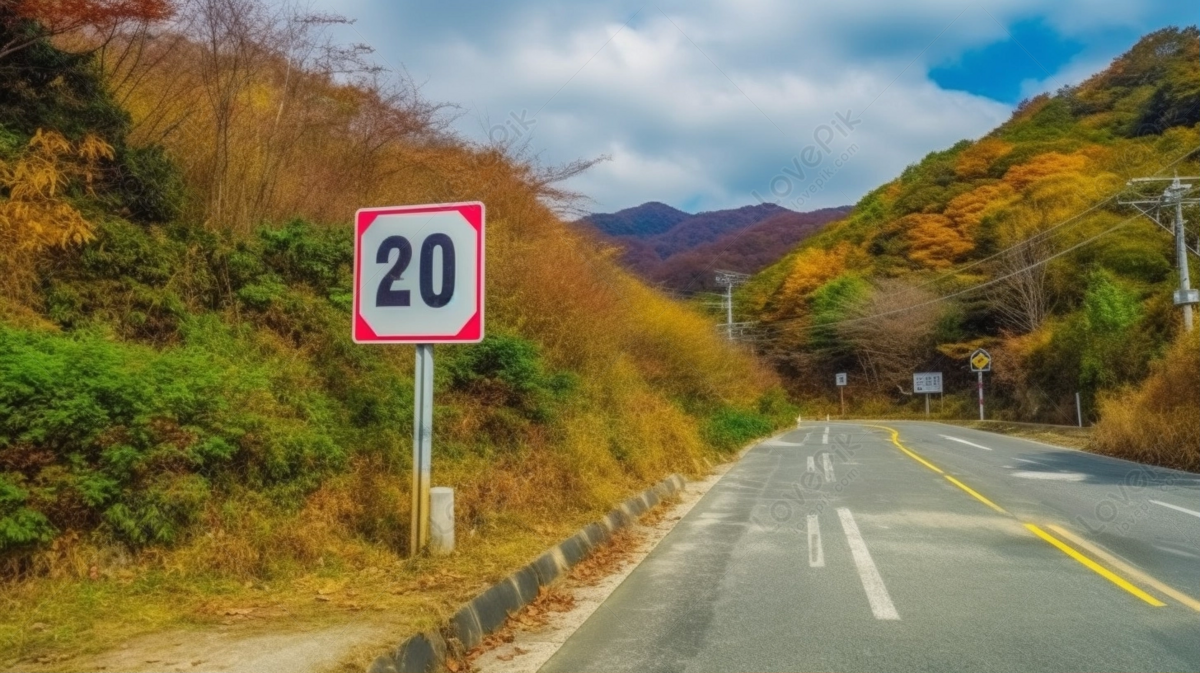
[0,7,786,666]
[1092,333,1200,472]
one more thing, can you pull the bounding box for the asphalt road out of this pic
[539,421,1200,673]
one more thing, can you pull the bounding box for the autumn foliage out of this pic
[0,0,786,603]
[741,26,1200,458]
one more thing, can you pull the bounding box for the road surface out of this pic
[540,421,1200,673]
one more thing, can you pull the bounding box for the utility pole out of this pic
[1122,176,1200,332]
[714,270,750,341]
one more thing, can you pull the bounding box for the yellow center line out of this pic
[862,424,944,474]
[857,424,1167,609]
[1047,524,1200,612]
[1025,524,1166,607]
[944,475,1007,514]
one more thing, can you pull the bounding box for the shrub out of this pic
[444,333,576,422]
[0,325,343,553]
[703,407,776,453]
[1093,333,1200,471]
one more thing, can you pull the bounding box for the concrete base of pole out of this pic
[430,487,455,555]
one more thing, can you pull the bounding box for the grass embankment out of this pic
[0,6,793,666]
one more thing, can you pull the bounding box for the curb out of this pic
[367,473,688,673]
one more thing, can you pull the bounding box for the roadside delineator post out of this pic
[430,486,455,554]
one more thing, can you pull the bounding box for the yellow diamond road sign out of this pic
[970,348,992,372]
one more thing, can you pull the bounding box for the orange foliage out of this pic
[1002,151,1090,191]
[954,138,1013,179]
[943,182,1017,232]
[902,213,973,269]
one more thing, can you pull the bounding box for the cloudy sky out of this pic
[317,1,1194,215]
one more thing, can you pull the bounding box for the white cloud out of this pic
[317,0,1192,213]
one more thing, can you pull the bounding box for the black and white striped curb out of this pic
[367,473,687,673]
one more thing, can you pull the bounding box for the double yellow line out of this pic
[862,424,1191,610]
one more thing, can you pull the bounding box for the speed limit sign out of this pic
[353,202,484,343]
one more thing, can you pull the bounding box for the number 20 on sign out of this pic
[353,202,485,343]
[353,202,485,557]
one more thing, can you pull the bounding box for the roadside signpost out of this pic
[969,348,992,421]
[836,373,847,416]
[353,202,485,556]
[913,372,943,418]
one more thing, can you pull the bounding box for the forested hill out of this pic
[579,202,849,292]
[0,0,791,632]
[741,27,1199,467]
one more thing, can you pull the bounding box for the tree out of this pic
[988,232,1053,334]
[837,279,942,392]
[1,0,174,61]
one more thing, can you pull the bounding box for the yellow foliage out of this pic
[0,130,113,299]
[1002,151,1090,191]
[954,138,1013,179]
[777,244,853,303]
[943,182,1017,232]
[1093,333,1200,471]
[902,213,974,269]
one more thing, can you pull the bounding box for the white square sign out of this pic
[913,372,943,394]
[353,202,485,343]
[836,373,847,387]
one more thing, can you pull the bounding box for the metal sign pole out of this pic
[840,387,845,417]
[925,393,930,418]
[411,344,434,556]
[977,371,984,421]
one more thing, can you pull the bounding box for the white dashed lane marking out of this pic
[807,515,824,568]
[837,508,900,621]
[938,434,992,451]
[1150,500,1200,519]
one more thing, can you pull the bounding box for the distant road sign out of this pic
[353,202,484,343]
[913,372,943,394]
[969,348,992,372]
[836,373,847,387]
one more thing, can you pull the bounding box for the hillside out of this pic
[741,26,1199,467]
[648,206,852,292]
[582,201,692,237]
[0,3,792,662]
[580,203,847,292]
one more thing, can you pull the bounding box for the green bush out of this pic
[444,334,577,423]
[703,407,776,453]
[0,325,344,553]
[112,144,186,223]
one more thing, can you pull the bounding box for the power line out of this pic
[746,145,1200,345]
[759,213,1141,337]
[911,143,1200,291]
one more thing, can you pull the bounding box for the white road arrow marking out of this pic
[837,508,899,620]
[807,456,816,473]
[822,453,835,482]
[939,434,992,451]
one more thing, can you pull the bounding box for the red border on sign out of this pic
[352,202,485,344]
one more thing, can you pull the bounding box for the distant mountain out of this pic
[577,202,849,293]
[584,201,691,237]
[649,207,852,292]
